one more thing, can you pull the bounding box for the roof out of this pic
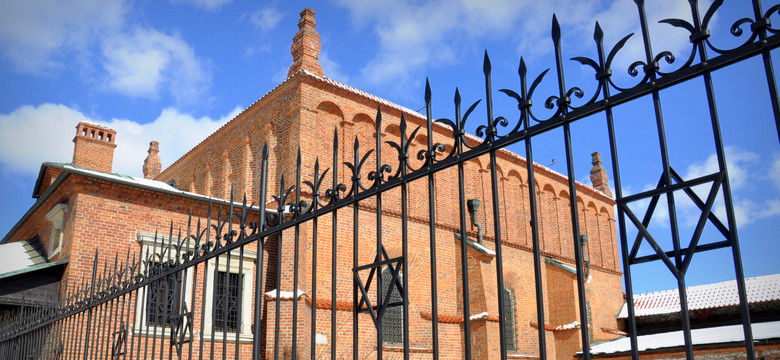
[0,237,48,275]
[2,163,270,244]
[589,320,780,355]
[618,274,780,319]
[0,259,69,282]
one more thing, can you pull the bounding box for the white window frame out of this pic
[45,203,68,258]
[134,232,195,337]
[202,250,256,342]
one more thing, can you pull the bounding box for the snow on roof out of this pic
[589,320,780,355]
[60,164,260,209]
[0,242,38,274]
[618,274,780,319]
[264,289,306,300]
[79,120,115,131]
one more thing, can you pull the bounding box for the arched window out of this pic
[503,286,517,351]
[381,267,404,343]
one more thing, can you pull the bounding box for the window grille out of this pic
[213,271,243,332]
[503,287,517,352]
[381,267,403,343]
[145,266,183,326]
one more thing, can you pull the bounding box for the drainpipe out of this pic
[467,199,483,244]
[580,235,590,278]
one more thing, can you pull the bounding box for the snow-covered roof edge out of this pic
[2,163,274,244]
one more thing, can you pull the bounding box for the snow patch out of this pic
[265,289,306,300]
[0,242,35,274]
[469,312,489,321]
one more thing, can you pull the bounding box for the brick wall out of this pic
[151,69,623,358]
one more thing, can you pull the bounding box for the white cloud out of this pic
[102,28,210,105]
[0,104,241,178]
[685,146,758,191]
[679,147,780,228]
[0,104,93,174]
[714,198,780,228]
[623,146,777,240]
[320,51,350,84]
[589,0,710,76]
[334,0,462,86]
[249,7,285,32]
[770,155,780,192]
[0,0,124,73]
[172,0,232,11]
[107,107,242,176]
[333,0,708,87]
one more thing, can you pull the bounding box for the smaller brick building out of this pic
[589,274,780,359]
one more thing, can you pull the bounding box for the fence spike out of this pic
[594,21,604,41]
[552,14,561,42]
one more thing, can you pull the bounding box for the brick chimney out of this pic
[590,152,612,197]
[288,8,324,78]
[143,141,161,179]
[72,122,117,173]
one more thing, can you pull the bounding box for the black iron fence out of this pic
[1,0,779,359]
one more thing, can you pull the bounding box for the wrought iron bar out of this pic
[483,51,510,360]
[455,88,473,360]
[223,196,233,360]
[307,158,321,360]
[692,0,755,356]
[549,13,592,358]
[82,250,99,360]
[423,81,439,360]
[750,0,780,144]
[331,128,339,360]
[596,19,639,358]
[251,144,269,360]
[235,243,246,360]
[374,109,384,360]
[199,202,213,360]
[635,1,693,358]
[519,57,548,359]
[292,150,302,360]
[273,174,284,360]
[188,218,199,360]
[352,137,360,360]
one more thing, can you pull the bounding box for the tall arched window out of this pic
[381,267,404,343]
[503,286,517,351]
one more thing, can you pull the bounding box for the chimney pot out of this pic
[72,122,117,173]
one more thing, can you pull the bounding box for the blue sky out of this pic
[0,0,777,294]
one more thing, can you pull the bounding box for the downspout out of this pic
[467,199,483,244]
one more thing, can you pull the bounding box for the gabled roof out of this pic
[618,274,780,319]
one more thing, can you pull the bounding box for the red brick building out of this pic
[0,8,625,359]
